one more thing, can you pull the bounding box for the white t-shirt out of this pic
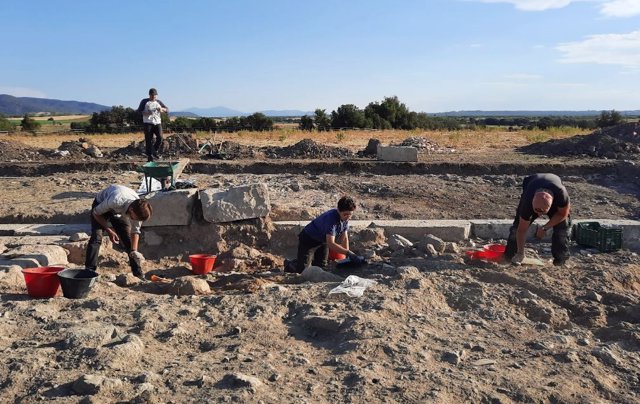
[143,100,163,125]
[93,185,142,234]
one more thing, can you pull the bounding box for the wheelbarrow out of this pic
[136,161,180,194]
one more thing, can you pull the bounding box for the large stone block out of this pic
[143,189,198,227]
[0,244,68,266]
[368,220,471,242]
[200,183,271,223]
[377,146,418,162]
[470,219,513,240]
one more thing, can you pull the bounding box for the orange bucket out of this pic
[328,249,346,261]
[189,254,217,275]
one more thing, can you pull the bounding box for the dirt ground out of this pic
[0,129,639,403]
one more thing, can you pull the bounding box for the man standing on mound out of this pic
[137,88,168,162]
[503,173,571,266]
[85,184,153,280]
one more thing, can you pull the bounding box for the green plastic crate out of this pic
[575,222,623,252]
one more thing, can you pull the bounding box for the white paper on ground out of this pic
[328,275,378,298]
[138,176,163,193]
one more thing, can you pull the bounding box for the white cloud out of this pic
[556,30,640,68]
[475,0,576,11]
[0,86,47,98]
[475,0,640,16]
[600,0,640,17]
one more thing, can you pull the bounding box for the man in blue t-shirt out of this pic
[291,196,359,273]
[503,173,571,266]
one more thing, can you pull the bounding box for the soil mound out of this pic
[264,138,353,159]
[110,133,199,159]
[519,122,640,160]
[56,138,103,158]
[0,139,46,162]
[397,136,455,153]
[203,141,256,160]
[162,133,198,157]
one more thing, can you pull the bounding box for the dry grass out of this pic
[7,126,587,152]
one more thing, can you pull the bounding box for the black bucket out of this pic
[57,269,99,299]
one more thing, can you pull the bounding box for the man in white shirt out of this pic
[85,185,153,279]
[136,88,168,162]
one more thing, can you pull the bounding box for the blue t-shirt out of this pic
[303,209,349,242]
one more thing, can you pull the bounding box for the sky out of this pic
[1,0,639,113]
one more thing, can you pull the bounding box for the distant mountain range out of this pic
[179,106,314,117]
[0,94,109,115]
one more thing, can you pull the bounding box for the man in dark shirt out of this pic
[291,196,360,273]
[504,173,571,266]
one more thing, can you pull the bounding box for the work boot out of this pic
[553,258,567,267]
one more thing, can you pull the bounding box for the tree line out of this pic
[297,97,627,132]
[0,98,629,134]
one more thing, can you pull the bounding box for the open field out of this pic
[6,127,586,152]
[0,127,638,403]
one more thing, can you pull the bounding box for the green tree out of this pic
[171,117,194,131]
[20,115,41,132]
[596,110,623,128]
[298,115,314,131]
[245,113,273,131]
[0,114,16,132]
[331,104,366,129]
[314,109,331,131]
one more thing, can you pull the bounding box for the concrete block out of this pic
[0,224,27,236]
[11,224,90,236]
[369,220,471,242]
[0,258,41,269]
[143,230,164,246]
[471,220,513,240]
[573,219,640,251]
[200,183,271,223]
[143,189,198,227]
[377,146,418,162]
[1,245,68,266]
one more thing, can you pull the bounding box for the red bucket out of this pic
[486,244,506,254]
[21,266,65,298]
[189,254,217,275]
[328,249,346,261]
[465,244,505,262]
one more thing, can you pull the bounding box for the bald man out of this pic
[504,173,571,266]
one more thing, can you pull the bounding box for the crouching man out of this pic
[504,173,571,266]
[85,184,153,279]
[290,196,362,273]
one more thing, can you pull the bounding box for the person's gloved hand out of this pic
[511,252,525,265]
[130,250,145,266]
